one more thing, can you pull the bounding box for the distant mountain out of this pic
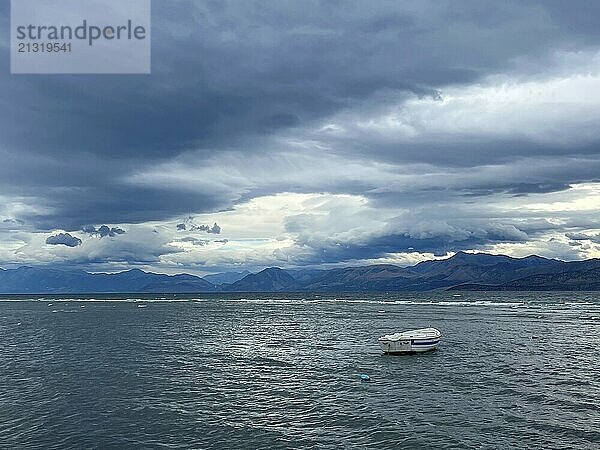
[411,251,556,276]
[203,270,251,285]
[285,268,327,284]
[501,267,600,290]
[403,252,567,290]
[224,267,298,292]
[2,252,600,293]
[224,253,600,292]
[299,265,414,291]
[0,267,214,294]
[450,262,600,291]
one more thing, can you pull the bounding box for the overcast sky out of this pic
[2,0,600,274]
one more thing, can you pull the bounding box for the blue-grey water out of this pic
[1,292,600,449]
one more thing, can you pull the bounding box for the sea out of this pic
[1,291,599,449]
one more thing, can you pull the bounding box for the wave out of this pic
[1,296,599,309]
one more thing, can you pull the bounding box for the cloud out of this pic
[204,223,221,234]
[0,217,25,232]
[176,219,221,234]
[45,233,82,247]
[2,218,24,225]
[3,1,600,230]
[566,232,600,243]
[82,225,126,238]
[178,237,209,246]
[333,65,600,151]
[3,2,600,270]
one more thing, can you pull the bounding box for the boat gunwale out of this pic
[378,328,441,342]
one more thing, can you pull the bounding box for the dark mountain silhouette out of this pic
[0,267,214,294]
[203,270,251,285]
[299,265,414,291]
[403,252,567,289]
[2,252,600,294]
[224,268,298,292]
[450,263,600,291]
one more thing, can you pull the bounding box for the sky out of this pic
[1,0,600,275]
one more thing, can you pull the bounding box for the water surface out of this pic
[1,292,599,449]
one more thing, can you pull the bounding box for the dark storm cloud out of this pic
[177,220,221,234]
[45,233,82,247]
[2,0,597,160]
[2,218,24,225]
[3,0,600,263]
[462,183,572,198]
[2,171,226,230]
[566,232,600,243]
[0,218,25,233]
[82,225,126,238]
[364,157,600,211]
[321,135,600,169]
[198,223,221,234]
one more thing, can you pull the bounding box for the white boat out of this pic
[378,327,441,354]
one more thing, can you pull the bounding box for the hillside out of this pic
[2,252,600,293]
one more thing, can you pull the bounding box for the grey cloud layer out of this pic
[82,225,126,238]
[2,1,600,267]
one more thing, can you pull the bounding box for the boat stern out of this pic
[378,328,441,354]
[378,337,412,354]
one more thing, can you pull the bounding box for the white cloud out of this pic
[3,180,600,272]
[315,50,600,147]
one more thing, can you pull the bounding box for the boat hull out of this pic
[378,338,440,354]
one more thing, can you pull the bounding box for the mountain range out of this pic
[1,252,600,294]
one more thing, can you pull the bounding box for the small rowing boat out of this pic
[378,327,441,354]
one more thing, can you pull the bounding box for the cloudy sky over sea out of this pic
[2,0,600,274]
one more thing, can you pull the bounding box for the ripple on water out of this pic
[0,292,599,448]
